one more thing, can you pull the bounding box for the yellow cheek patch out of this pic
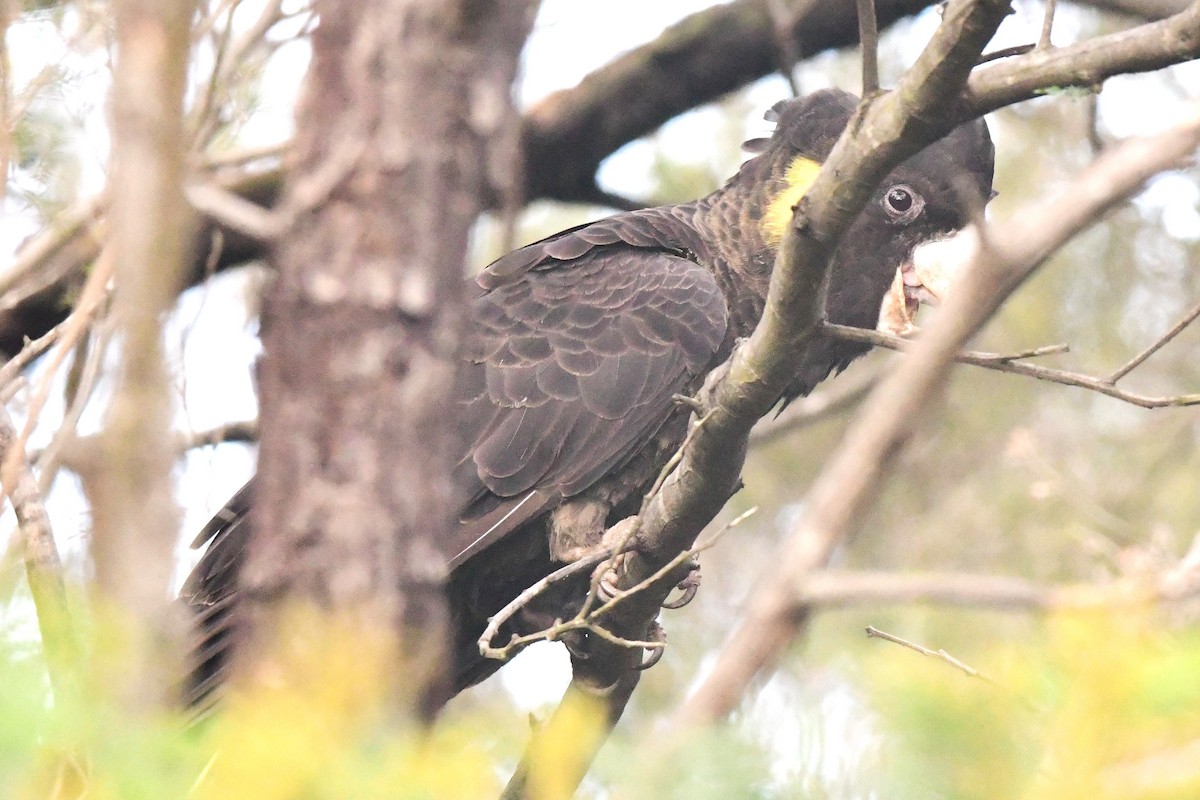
[760,155,823,245]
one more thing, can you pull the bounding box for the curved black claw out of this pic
[593,552,631,602]
[634,621,666,671]
[661,563,702,610]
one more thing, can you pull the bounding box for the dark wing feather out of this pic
[448,245,728,562]
[180,480,253,713]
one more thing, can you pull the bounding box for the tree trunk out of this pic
[239,0,535,717]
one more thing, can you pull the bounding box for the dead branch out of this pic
[968,1,1200,115]
[673,101,1200,728]
[1039,0,1057,49]
[0,404,79,697]
[857,0,880,94]
[865,625,997,682]
[823,323,1200,409]
[1107,294,1200,383]
[35,320,112,497]
[0,322,64,397]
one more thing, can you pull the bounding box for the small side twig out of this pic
[823,322,1200,409]
[1107,295,1200,384]
[0,324,65,397]
[977,43,1035,64]
[592,507,754,614]
[184,182,280,242]
[1038,0,1057,50]
[857,0,880,94]
[0,404,79,697]
[864,625,994,683]
[478,551,611,660]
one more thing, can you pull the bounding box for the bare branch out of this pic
[35,321,112,497]
[865,625,996,682]
[857,0,880,94]
[674,101,1200,728]
[177,419,258,451]
[1039,0,1058,49]
[478,551,611,660]
[0,193,106,300]
[0,404,79,697]
[0,323,64,397]
[968,2,1200,115]
[184,181,279,241]
[1107,294,1200,383]
[824,323,1200,408]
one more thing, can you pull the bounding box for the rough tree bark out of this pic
[236,0,535,716]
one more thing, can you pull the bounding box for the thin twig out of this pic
[36,321,113,496]
[1107,295,1200,383]
[478,551,612,659]
[865,625,996,683]
[0,193,107,299]
[0,325,65,396]
[479,502,752,661]
[1039,0,1058,49]
[823,322,1200,409]
[590,507,754,616]
[977,43,1036,64]
[0,404,79,698]
[857,0,880,94]
[1,248,114,501]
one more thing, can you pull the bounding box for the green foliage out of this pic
[866,611,1200,800]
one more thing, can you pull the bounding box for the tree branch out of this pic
[858,0,881,94]
[75,0,195,713]
[0,404,79,697]
[968,0,1200,114]
[1107,294,1200,383]
[673,99,1200,728]
[865,625,998,683]
[824,323,1200,408]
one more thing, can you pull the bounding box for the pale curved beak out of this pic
[877,228,980,337]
